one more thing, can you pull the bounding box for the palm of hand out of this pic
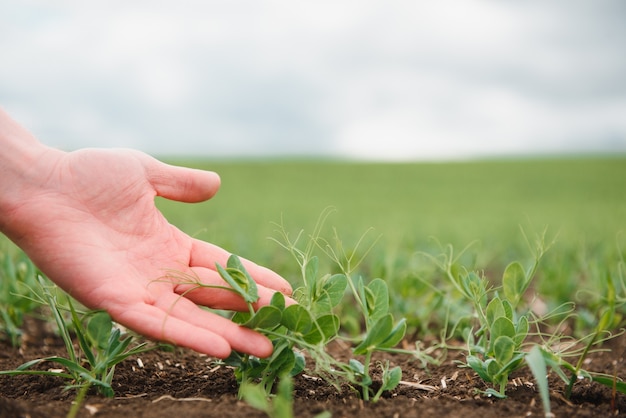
[10,148,291,358]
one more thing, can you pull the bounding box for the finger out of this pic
[142,155,221,203]
[173,266,296,311]
[190,239,293,295]
[110,297,273,358]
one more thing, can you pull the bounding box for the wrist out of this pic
[0,108,65,232]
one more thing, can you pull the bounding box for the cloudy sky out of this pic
[1,1,626,160]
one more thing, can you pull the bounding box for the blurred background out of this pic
[2,0,625,161]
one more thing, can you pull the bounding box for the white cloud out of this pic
[0,0,625,159]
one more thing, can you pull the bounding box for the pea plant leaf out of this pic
[86,311,113,350]
[514,315,529,346]
[216,255,259,304]
[364,278,389,325]
[353,313,393,355]
[378,318,407,349]
[489,317,515,349]
[486,297,505,325]
[302,314,340,345]
[310,275,347,317]
[381,365,402,392]
[270,291,286,311]
[281,304,313,335]
[320,274,347,308]
[244,305,283,330]
[493,335,516,366]
[305,256,319,301]
[502,261,526,307]
[466,355,493,384]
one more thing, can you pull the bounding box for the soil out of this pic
[1,319,624,418]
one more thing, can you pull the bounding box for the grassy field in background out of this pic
[158,156,626,269]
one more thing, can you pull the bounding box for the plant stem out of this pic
[362,351,372,402]
[67,383,91,418]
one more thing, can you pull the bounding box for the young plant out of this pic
[0,250,43,346]
[0,276,153,418]
[169,255,338,398]
[530,268,626,403]
[423,230,549,398]
[272,211,409,401]
[240,372,295,418]
[172,212,418,406]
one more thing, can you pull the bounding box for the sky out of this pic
[1,1,626,161]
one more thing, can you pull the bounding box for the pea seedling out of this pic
[0,251,43,346]
[0,276,153,418]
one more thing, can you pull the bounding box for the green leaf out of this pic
[486,297,504,325]
[310,290,332,317]
[485,358,500,379]
[461,272,487,305]
[501,299,514,322]
[223,351,243,368]
[273,375,294,418]
[321,274,347,307]
[365,279,389,324]
[87,312,113,350]
[268,345,296,377]
[231,311,252,325]
[483,388,507,399]
[69,301,96,367]
[467,355,492,383]
[493,336,515,366]
[353,313,393,355]
[244,305,282,330]
[291,351,306,377]
[241,382,270,413]
[526,346,552,417]
[381,366,402,391]
[217,255,259,304]
[305,256,319,289]
[281,304,313,335]
[502,261,526,307]
[303,314,339,344]
[378,318,407,349]
[592,375,626,395]
[349,359,365,375]
[490,316,516,342]
[514,315,529,346]
[270,291,286,310]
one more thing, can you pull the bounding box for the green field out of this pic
[158,157,625,268]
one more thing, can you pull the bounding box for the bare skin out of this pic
[0,108,293,359]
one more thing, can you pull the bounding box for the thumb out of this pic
[143,156,221,203]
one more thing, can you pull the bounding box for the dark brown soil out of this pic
[1,320,624,418]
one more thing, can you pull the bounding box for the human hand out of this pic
[1,144,293,359]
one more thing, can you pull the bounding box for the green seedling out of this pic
[531,268,626,402]
[423,230,550,398]
[240,372,295,418]
[207,212,412,406]
[0,276,153,418]
[526,345,553,418]
[424,228,626,405]
[241,372,332,418]
[272,212,409,401]
[0,250,43,346]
